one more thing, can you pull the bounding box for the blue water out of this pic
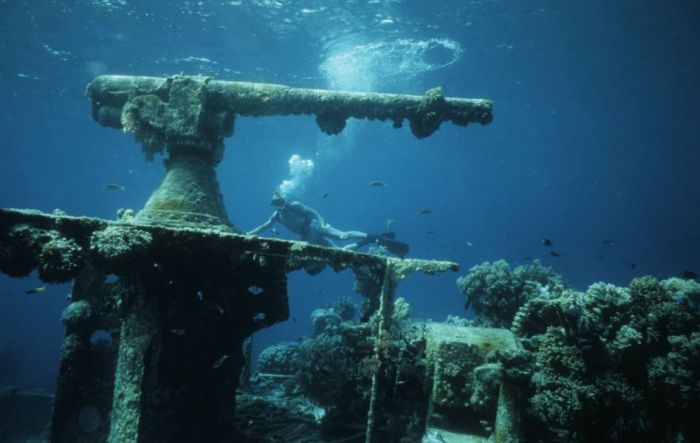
[1,0,699,391]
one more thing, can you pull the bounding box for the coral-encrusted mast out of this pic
[85,75,493,232]
[87,74,492,148]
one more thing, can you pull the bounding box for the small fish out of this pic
[253,312,267,322]
[681,270,697,280]
[369,181,386,187]
[321,192,328,199]
[601,239,616,245]
[25,286,46,295]
[103,183,126,191]
[522,256,532,261]
[425,230,436,234]
[196,290,204,301]
[171,328,186,336]
[625,260,636,269]
[466,241,473,247]
[212,354,230,369]
[292,317,297,322]
[594,254,604,259]
[17,73,41,80]
[542,238,553,246]
[204,301,225,315]
[247,285,264,295]
[550,251,562,258]
[419,209,432,215]
[385,219,395,229]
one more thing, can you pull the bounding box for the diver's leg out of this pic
[323,225,367,241]
[299,232,337,248]
[320,237,339,248]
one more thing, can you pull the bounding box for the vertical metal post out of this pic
[365,260,396,443]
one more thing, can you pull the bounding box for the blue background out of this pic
[1,0,699,391]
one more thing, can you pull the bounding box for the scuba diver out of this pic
[248,192,409,258]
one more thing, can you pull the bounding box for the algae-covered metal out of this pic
[87,75,493,152]
[0,208,461,443]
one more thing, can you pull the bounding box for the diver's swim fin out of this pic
[377,237,410,258]
[357,232,395,248]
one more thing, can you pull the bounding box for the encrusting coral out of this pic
[89,226,152,274]
[249,297,433,441]
[458,260,700,442]
[457,259,566,327]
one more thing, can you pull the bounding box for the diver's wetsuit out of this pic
[249,199,409,258]
[279,205,339,246]
[249,201,366,248]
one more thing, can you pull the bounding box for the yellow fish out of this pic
[25,286,46,295]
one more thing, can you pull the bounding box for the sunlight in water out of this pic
[314,37,463,164]
[320,38,463,92]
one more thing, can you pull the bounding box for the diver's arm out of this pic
[248,213,277,235]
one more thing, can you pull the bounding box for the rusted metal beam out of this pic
[87,75,493,149]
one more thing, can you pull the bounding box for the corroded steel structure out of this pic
[0,75,507,443]
[0,209,458,442]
